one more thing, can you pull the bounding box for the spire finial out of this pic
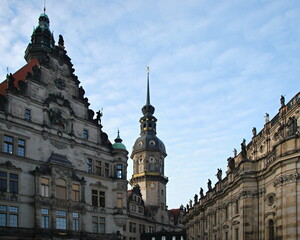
[146,66,150,105]
[44,0,46,13]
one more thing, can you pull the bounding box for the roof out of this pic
[0,58,39,96]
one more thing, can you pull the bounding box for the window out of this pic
[268,220,275,240]
[117,193,122,208]
[92,190,105,207]
[56,210,67,230]
[83,129,89,139]
[148,226,154,233]
[138,207,143,213]
[40,178,50,197]
[17,139,25,157]
[139,224,145,233]
[92,216,105,233]
[87,158,93,173]
[129,222,136,232]
[235,228,239,240]
[95,161,102,175]
[235,201,239,214]
[225,205,229,219]
[56,179,67,200]
[3,135,13,154]
[131,205,136,212]
[73,212,79,231]
[24,109,31,120]
[0,172,18,194]
[104,163,109,177]
[225,232,228,240]
[41,208,49,228]
[0,205,18,227]
[0,172,7,192]
[72,184,80,202]
[117,164,123,179]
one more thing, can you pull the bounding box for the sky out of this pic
[0,0,299,209]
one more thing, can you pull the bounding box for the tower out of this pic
[130,68,168,223]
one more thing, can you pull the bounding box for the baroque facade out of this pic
[0,12,128,239]
[182,93,300,240]
[123,71,184,240]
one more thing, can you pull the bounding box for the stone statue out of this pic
[96,110,103,125]
[58,34,64,47]
[241,139,247,159]
[287,116,298,136]
[186,204,189,210]
[280,95,285,107]
[194,194,198,204]
[233,148,237,157]
[200,187,204,198]
[207,179,212,191]
[189,199,193,208]
[227,157,235,170]
[265,113,269,123]
[252,127,257,137]
[216,168,222,181]
[78,86,85,99]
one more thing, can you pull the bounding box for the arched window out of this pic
[56,178,67,200]
[268,219,275,240]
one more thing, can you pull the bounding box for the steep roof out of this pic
[0,58,39,96]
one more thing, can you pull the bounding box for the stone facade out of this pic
[182,93,300,240]
[0,12,128,240]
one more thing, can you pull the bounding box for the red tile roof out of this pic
[0,58,39,96]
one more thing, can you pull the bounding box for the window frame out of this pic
[0,205,19,227]
[24,108,31,121]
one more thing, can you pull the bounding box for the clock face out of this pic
[149,182,156,189]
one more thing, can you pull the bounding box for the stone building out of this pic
[182,93,300,240]
[123,71,184,240]
[0,11,128,239]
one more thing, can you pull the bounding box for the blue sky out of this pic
[0,0,299,209]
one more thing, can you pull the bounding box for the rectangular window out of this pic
[104,163,109,177]
[41,178,49,197]
[117,193,122,208]
[95,161,102,175]
[17,139,25,157]
[139,224,145,233]
[0,171,7,192]
[0,205,18,227]
[99,191,105,207]
[225,206,229,219]
[225,232,228,240]
[117,164,123,179]
[235,201,239,214]
[138,207,143,213]
[3,135,13,154]
[87,158,93,173]
[92,216,105,233]
[41,208,49,228]
[129,222,136,233]
[56,185,67,200]
[92,190,105,207]
[24,109,31,120]
[131,205,136,212]
[9,174,18,194]
[83,129,89,139]
[72,184,80,202]
[99,217,105,233]
[148,226,154,233]
[73,212,79,231]
[56,210,67,230]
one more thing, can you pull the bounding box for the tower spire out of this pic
[146,66,150,105]
[44,0,46,14]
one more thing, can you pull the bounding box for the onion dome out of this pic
[112,130,127,151]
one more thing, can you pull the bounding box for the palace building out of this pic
[0,11,128,240]
[182,93,300,240]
